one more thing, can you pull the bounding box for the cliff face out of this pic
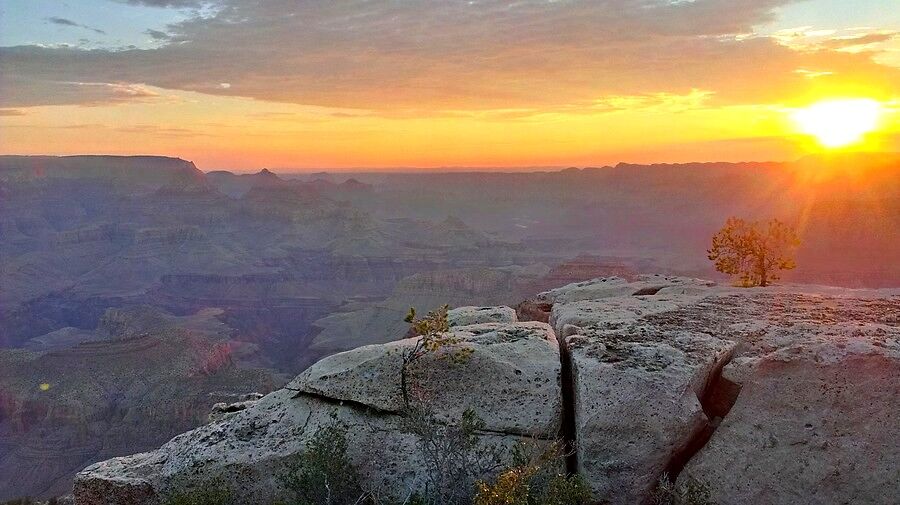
[0,156,204,188]
[73,276,900,505]
[0,307,277,501]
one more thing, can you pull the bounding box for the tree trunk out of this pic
[400,363,410,410]
[758,251,768,287]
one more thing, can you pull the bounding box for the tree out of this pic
[400,305,471,410]
[708,217,800,287]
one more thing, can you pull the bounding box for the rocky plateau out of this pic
[72,276,899,504]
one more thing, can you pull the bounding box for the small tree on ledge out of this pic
[400,305,468,410]
[708,217,800,287]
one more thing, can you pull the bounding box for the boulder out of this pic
[75,320,563,504]
[77,391,435,504]
[546,278,735,504]
[288,321,561,437]
[73,277,900,505]
[447,305,517,327]
[566,330,734,504]
[544,278,899,504]
[538,275,715,304]
[680,296,900,504]
[208,393,264,422]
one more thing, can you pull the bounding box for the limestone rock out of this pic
[546,277,899,504]
[72,277,900,505]
[76,386,534,505]
[208,393,264,422]
[288,321,561,437]
[447,305,517,327]
[547,277,734,504]
[538,275,715,304]
[680,295,900,505]
[75,320,563,504]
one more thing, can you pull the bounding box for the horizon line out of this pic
[3,151,897,174]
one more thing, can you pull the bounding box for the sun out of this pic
[791,99,883,148]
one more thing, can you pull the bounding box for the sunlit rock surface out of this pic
[74,319,562,504]
[542,277,899,504]
[544,276,736,504]
[73,278,899,505]
[679,293,900,505]
[447,305,517,327]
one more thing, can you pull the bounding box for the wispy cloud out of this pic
[144,29,172,41]
[45,16,106,35]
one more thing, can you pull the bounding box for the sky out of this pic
[0,0,898,171]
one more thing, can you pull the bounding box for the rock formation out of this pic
[72,276,899,505]
[540,275,899,504]
[75,318,562,504]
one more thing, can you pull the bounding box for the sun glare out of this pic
[791,99,883,148]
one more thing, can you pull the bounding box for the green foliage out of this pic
[401,407,502,505]
[473,441,591,505]
[538,475,593,505]
[403,305,456,356]
[280,415,365,505]
[400,305,472,409]
[164,484,232,505]
[650,474,715,505]
[708,217,800,287]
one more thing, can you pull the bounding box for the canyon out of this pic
[1,154,898,500]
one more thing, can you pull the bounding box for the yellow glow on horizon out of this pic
[791,99,883,148]
[1,86,896,169]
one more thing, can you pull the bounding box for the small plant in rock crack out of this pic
[399,305,473,410]
[473,440,592,505]
[400,405,503,505]
[650,474,715,505]
[279,413,368,505]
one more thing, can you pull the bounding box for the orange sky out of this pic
[1,1,899,170]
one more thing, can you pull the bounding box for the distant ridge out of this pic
[216,151,899,175]
[0,155,204,188]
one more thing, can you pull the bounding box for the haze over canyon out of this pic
[0,153,898,501]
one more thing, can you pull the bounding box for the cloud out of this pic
[45,16,106,35]
[114,0,208,7]
[144,29,172,41]
[819,32,897,52]
[773,27,898,52]
[4,1,898,110]
[0,109,26,116]
[46,17,79,27]
[0,71,159,107]
[114,124,208,136]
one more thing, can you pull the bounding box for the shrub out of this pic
[401,406,502,505]
[280,414,366,505]
[164,484,232,505]
[473,441,591,505]
[650,474,714,505]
